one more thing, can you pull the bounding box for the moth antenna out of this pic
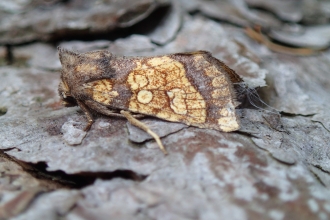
[235,82,279,115]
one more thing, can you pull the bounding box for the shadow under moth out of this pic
[58,48,244,154]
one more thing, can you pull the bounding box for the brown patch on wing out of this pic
[172,51,240,132]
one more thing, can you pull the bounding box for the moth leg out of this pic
[84,100,145,119]
[76,100,94,131]
[120,110,168,155]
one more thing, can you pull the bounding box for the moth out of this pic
[58,48,243,154]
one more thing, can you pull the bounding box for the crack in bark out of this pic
[1,150,147,189]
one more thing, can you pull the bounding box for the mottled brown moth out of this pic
[58,48,243,154]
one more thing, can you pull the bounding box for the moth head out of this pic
[58,79,77,107]
[58,47,77,64]
[58,47,78,77]
[57,47,79,107]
